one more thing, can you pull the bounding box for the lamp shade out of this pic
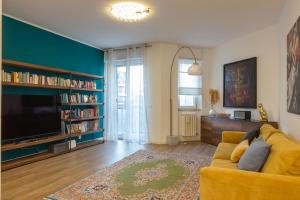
[188,62,202,75]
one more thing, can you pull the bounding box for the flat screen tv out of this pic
[2,94,61,143]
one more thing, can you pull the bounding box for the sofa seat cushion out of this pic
[213,143,238,160]
[262,133,300,176]
[211,159,238,169]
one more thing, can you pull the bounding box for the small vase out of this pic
[209,105,217,116]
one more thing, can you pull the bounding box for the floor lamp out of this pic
[167,46,203,145]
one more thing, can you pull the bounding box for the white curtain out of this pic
[104,47,149,144]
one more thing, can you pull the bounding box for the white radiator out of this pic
[179,113,198,137]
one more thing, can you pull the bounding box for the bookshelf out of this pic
[61,102,104,106]
[71,140,103,151]
[62,116,104,122]
[1,134,69,152]
[2,59,104,79]
[70,128,104,137]
[1,59,105,170]
[2,82,104,92]
[1,139,104,171]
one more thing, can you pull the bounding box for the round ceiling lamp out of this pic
[111,2,151,22]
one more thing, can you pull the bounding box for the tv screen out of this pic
[2,94,61,143]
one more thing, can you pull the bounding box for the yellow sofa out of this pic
[200,124,300,200]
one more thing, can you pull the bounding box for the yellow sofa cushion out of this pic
[211,159,238,169]
[230,140,249,163]
[260,124,279,140]
[262,133,300,176]
[213,143,238,160]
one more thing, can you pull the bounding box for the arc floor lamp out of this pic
[167,46,203,145]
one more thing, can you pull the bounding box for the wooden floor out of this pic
[1,141,215,200]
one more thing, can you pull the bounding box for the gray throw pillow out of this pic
[238,137,271,172]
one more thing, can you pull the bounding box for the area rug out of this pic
[46,149,213,200]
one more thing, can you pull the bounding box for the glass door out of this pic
[117,66,127,139]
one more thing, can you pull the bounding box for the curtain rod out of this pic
[104,43,152,52]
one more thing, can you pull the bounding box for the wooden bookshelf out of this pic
[1,151,62,171]
[70,128,104,137]
[1,59,105,170]
[71,139,104,152]
[2,82,103,92]
[1,139,104,171]
[62,116,104,122]
[1,134,69,152]
[2,59,104,79]
[61,102,104,106]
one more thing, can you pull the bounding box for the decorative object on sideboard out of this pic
[167,46,202,145]
[287,16,300,115]
[208,89,219,116]
[258,103,268,122]
[223,57,257,108]
[234,110,251,120]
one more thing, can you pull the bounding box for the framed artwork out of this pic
[287,16,300,115]
[223,57,257,108]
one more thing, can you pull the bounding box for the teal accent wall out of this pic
[3,16,104,75]
[2,15,105,161]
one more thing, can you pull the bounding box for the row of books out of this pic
[66,120,99,134]
[2,70,97,89]
[70,79,96,89]
[60,93,98,104]
[61,108,99,119]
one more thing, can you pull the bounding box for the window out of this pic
[178,59,202,109]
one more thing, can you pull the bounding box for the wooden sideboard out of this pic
[201,116,278,146]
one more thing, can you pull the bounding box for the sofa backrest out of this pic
[259,124,279,141]
[261,131,300,176]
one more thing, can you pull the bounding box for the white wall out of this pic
[146,0,300,144]
[278,0,300,142]
[208,25,279,121]
[146,43,207,144]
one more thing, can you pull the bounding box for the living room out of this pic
[1,0,300,199]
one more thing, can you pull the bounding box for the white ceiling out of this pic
[3,0,286,49]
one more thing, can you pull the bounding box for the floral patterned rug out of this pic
[46,149,213,200]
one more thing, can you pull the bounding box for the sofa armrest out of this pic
[222,131,246,144]
[200,167,300,200]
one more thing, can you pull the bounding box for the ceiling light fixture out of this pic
[111,2,151,22]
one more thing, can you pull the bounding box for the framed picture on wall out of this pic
[223,57,257,108]
[287,16,300,115]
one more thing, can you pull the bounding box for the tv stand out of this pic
[16,138,40,144]
[1,139,104,171]
[2,134,69,152]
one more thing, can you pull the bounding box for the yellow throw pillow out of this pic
[230,140,249,163]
